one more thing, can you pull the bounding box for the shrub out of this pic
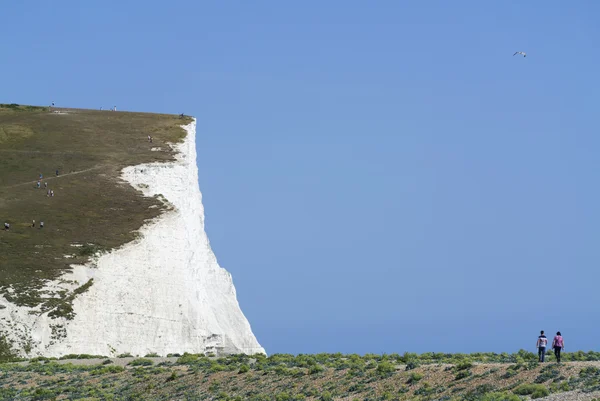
[456,361,473,371]
[455,370,472,380]
[407,372,423,384]
[481,392,521,401]
[90,365,125,375]
[144,353,160,357]
[513,384,549,398]
[320,391,333,401]
[239,364,250,373]
[535,366,560,383]
[376,361,396,375]
[117,353,133,358]
[176,353,200,364]
[166,371,177,382]
[128,358,153,366]
[405,360,420,371]
[309,364,324,375]
[102,359,113,365]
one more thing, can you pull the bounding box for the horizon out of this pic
[2,1,599,355]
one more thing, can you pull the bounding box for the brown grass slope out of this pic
[0,104,192,317]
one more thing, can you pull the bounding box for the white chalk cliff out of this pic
[0,119,265,357]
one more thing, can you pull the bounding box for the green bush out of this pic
[239,364,250,373]
[117,353,133,358]
[89,365,125,375]
[455,370,472,380]
[407,372,423,384]
[456,361,473,371]
[405,360,420,371]
[176,353,201,364]
[144,352,160,357]
[535,366,560,383]
[376,361,396,375]
[128,358,153,366]
[308,364,324,375]
[513,384,549,398]
[481,392,521,401]
[320,391,333,401]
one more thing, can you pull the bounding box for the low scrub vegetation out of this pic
[0,352,598,400]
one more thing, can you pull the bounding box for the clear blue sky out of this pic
[2,1,599,355]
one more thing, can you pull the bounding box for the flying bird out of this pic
[513,51,526,57]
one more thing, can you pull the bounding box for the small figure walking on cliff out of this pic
[32,220,35,228]
[40,221,44,229]
[56,169,59,176]
[4,222,9,230]
[50,190,54,197]
[36,181,41,189]
[113,106,117,112]
[537,330,548,362]
[552,332,564,363]
[44,182,48,189]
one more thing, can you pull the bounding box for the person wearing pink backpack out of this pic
[552,332,565,363]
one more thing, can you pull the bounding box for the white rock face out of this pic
[0,119,265,357]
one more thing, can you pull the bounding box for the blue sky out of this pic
[2,1,599,354]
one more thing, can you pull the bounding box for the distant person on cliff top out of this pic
[537,330,548,362]
[56,169,59,176]
[4,222,9,230]
[40,221,44,229]
[32,220,35,228]
[552,332,564,363]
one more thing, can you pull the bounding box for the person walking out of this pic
[552,332,565,363]
[537,330,548,362]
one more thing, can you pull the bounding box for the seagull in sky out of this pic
[513,51,526,57]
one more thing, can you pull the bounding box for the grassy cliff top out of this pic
[0,104,193,316]
[2,352,600,400]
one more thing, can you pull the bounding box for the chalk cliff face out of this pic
[0,120,265,357]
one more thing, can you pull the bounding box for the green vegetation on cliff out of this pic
[0,104,192,317]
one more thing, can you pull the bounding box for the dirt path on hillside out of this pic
[1,165,105,189]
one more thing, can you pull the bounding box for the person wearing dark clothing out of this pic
[537,331,548,362]
[552,332,565,363]
[56,169,59,176]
